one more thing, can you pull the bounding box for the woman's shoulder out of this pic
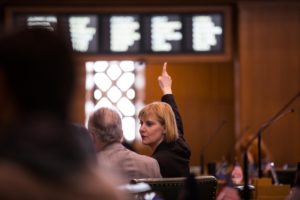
[174,137,191,156]
[154,139,191,157]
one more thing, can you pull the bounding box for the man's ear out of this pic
[88,131,96,144]
[120,134,124,143]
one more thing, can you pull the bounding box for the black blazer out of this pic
[152,94,191,177]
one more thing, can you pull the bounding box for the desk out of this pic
[252,178,290,200]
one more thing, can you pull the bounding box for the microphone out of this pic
[242,90,300,200]
[269,162,279,185]
[200,120,227,175]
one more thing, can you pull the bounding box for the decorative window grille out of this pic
[85,60,145,142]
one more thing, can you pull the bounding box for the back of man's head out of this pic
[0,28,76,120]
[88,107,123,146]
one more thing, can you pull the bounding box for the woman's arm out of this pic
[158,62,184,136]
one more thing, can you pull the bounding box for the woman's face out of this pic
[139,114,165,150]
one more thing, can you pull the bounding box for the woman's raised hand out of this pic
[158,62,172,95]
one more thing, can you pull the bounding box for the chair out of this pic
[131,175,217,200]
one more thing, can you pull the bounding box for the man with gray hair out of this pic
[88,107,161,183]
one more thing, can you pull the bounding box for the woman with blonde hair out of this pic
[138,62,191,177]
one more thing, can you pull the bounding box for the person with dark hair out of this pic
[138,62,191,177]
[0,28,123,200]
[88,107,161,184]
[0,28,75,120]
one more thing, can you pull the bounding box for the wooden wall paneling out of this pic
[238,1,300,166]
[69,59,87,124]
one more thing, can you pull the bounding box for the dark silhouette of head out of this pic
[0,27,76,122]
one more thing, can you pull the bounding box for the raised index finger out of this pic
[162,62,168,75]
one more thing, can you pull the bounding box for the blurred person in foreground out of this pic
[0,28,123,200]
[216,186,241,200]
[87,106,162,184]
[138,63,191,177]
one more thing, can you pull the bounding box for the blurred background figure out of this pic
[0,28,123,200]
[87,106,161,184]
[235,129,272,180]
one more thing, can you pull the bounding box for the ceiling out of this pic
[1,0,293,6]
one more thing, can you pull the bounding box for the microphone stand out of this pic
[256,91,299,178]
[200,120,227,175]
[242,150,250,200]
[242,91,299,200]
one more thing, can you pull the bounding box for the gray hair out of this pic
[87,107,123,144]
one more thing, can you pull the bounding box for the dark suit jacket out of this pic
[152,94,191,177]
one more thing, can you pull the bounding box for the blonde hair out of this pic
[138,102,178,143]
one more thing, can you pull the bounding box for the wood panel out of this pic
[238,2,300,166]
[69,59,87,124]
[0,0,236,6]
